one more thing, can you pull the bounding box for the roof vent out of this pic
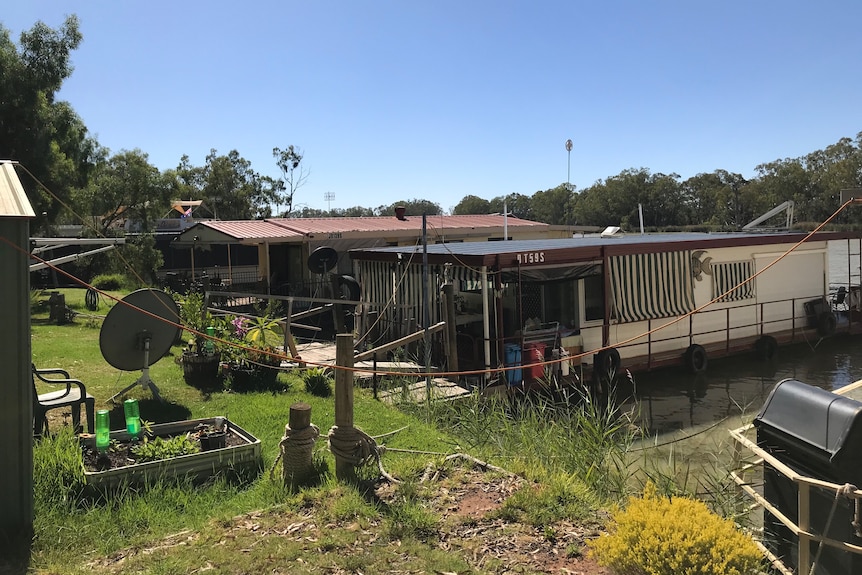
[600,226,623,238]
[394,206,407,220]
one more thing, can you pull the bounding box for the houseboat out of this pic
[349,231,862,385]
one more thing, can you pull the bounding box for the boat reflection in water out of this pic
[617,333,862,440]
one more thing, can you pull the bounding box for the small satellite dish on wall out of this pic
[99,289,180,402]
[307,246,338,274]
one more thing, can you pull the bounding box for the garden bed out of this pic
[79,417,261,490]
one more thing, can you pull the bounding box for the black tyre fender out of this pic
[337,275,361,303]
[594,347,621,376]
[754,335,778,361]
[817,311,837,337]
[684,344,708,373]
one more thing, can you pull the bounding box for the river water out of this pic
[619,239,862,440]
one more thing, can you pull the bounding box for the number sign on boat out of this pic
[516,251,545,264]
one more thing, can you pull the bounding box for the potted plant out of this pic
[176,291,222,387]
[223,309,285,391]
[194,417,229,451]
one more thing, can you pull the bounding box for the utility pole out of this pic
[565,139,573,191]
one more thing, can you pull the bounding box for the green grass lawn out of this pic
[26,288,482,574]
[29,283,743,575]
[17,287,755,575]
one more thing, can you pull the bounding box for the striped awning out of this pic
[712,261,755,302]
[609,251,696,323]
[356,260,482,329]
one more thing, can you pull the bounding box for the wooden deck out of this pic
[284,339,472,402]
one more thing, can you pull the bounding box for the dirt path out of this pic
[86,467,612,574]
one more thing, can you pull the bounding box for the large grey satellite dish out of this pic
[100,289,180,402]
[307,246,338,274]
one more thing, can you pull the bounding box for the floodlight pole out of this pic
[565,139,573,191]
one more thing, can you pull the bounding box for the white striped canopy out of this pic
[609,251,696,323]
[356,261,483,332]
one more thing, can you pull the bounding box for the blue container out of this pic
[504,344,522,385]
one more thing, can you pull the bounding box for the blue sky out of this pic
[5,1,862,213]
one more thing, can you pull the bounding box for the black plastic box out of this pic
[754,379,862,575]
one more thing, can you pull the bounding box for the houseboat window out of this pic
[712,261,755,302]
[543,280,578,329]
[584,275,604,321]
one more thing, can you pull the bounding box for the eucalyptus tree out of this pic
[291,206,329,218]
[489,193,532,220]
[272,145,308,216]
[71,149,173,236]
[682,171,738,227]
[801,134,862,225]
[376,199,442,216]
[572,168,686,229]
[199,149,273,220]
[69,149,173,283]
[452,194,491,215]
[339,205,376,217]
[0,15,99,229]
[530,185,575,225]
[753,157,814,223]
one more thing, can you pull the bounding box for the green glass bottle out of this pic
[123,398,141,437]
[205,326,215,354]
[95,409,110,451]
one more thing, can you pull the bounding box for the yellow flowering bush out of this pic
[588,483,762,575]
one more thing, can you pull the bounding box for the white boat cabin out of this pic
[349,232,862,385]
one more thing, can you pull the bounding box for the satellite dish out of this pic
[307,246,338,274]
[100,289,180,402]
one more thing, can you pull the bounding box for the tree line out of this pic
[4,16,862,282]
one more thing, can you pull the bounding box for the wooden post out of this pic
[290,401,311,429]
[441,283,459,374]
[0,164,34,545]
[406,317,417,354]
[330,275,345,334]
[333,333,355,482]
[367,310,379,346]
[284,402,314,487]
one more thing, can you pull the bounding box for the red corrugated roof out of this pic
[201,220,304,239]
[193,214,547,241]
[269,214,547,235]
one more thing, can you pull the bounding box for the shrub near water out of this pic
[588,483,762,575]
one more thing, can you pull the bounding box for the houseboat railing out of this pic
[730,380,862,574]
[592,292,857,371]
[465,290,860,381]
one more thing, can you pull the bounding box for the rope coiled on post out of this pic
[327,425,397,483]
[269,422,320,482]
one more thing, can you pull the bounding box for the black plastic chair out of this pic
[32,364,96,437]
[833,286,848,311]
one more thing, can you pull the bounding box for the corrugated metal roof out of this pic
[197,220,305,240]
[0,162,35,218]
[352,232,849,256]
[349,231,857,269]
[269,214,547,235]
[178,214,547,244]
